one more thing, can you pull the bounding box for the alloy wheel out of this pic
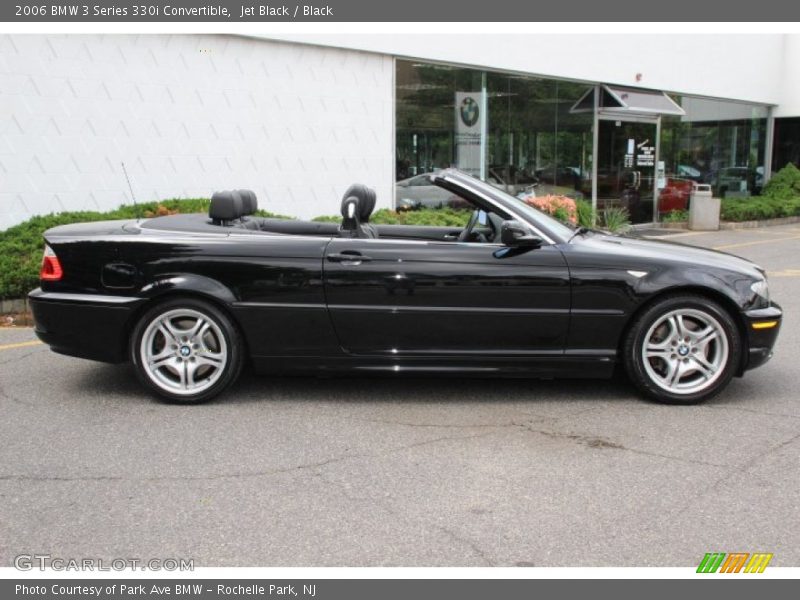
[641,308,729,395]
[139,308,228,396]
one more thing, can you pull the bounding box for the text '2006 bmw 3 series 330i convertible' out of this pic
[29,169,782,404]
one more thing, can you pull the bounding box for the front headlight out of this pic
[750,279,770,303]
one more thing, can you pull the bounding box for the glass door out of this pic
[596,118,659,224]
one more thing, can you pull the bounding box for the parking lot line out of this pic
[713,234,800,251]
[0,340,42,351]
[768,269,800,277]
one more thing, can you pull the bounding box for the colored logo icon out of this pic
[696,552,773,573]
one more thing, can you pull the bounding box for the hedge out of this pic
[313,208,471,227]
[720,164,800,222]
[720,195,800,222]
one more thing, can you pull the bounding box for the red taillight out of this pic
[40,245,63,281]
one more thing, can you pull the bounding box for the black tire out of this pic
[623,294,741,404]
[130,297,243,404]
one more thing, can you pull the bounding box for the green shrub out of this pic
[599,207,631,233]
[314,208,472,227]
[255,209,293,220]
[717,165,800,222]
[575,199,595,228]
[662,209,688,223]
[552,206,570,223]
[762,163,800,200]
[370,208,471,227]
[720,194,800,222]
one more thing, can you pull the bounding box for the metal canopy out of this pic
[571,85,685,116]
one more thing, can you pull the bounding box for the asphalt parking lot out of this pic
[1,225,799,568]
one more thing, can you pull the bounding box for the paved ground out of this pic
[1,225,799,568]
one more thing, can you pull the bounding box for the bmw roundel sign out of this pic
[460,96,480,127]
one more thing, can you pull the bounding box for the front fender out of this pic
[636,266,751,310]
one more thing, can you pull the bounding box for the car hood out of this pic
[574,232,765,278]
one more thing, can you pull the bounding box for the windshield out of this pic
[455,174,576,240]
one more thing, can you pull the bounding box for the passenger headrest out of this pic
[209,190,243,222]
[342,184,376,222]
[236,189,258,215]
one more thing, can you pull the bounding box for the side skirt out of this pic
[250,354,617,379]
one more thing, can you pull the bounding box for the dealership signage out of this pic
[636,139,655,167]
[455,91,485,178]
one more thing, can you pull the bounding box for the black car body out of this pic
[29,169,782,404]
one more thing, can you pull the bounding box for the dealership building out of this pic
[2,32,800,230]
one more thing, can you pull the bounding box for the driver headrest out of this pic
[342,183,376,222]
[340,196,360,221]
[209,190,243,222]
[235,189,258,215]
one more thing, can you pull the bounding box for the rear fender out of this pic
[139,274,237,305]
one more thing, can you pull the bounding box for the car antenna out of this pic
[121,161,140,222]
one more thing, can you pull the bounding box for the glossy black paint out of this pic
[323,237,570,355]
[29,169,782,380]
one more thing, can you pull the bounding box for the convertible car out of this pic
[29,169,781,405]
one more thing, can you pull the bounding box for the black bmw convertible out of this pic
[29,169,782,404]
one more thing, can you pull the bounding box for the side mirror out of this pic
[500,220,543,248]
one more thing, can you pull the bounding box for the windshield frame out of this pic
[431,169,575,244]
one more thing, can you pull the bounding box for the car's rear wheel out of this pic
[130,298,243,404]
[623,294,741,404]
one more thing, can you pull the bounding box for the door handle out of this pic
[327,252,372,263]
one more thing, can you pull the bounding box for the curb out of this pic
[719,215,800,229]
[0,297,28,314]
[644,215,800,233]
[658,222,688,230]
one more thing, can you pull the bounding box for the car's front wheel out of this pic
[130,298,243,404]
[623,294,741,404]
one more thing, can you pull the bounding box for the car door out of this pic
[322,236,571,357]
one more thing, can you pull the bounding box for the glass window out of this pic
[396,60,772,224]
[395,59,593,212]
[553,81,594,200]
[395,61,483,182]
[660,97,768,201]
[773,117,800,173]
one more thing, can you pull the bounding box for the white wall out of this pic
[776,34,800,117]
[0,34,394,230]
[266,33,786,107]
